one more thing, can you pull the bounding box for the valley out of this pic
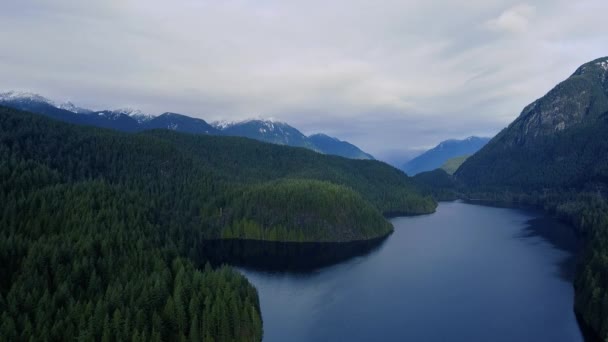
[1,6,607,338]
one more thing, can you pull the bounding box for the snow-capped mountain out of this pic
[217,119,315,149]
[0,91,142,132]
[109,108,155,123]
[58,101,93,114]
[1,91,94,115]
[0,91,56,106]
[212,120,239,130]
[1,90,374,160]
[215,119,374,159]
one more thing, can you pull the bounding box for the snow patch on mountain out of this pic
[112,107,143,116]
[0,91,55,106]
[213,118,282,131]
[212,120,239,130]
[111,108,155,123]
[58,101,93,114]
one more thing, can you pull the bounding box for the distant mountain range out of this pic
[0,91,373,160]
[402,136,490,176]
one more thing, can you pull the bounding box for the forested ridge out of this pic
[0,105,434,340]
[143,129,436,218]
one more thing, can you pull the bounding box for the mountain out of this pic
[402,136,490,176]
[455,56,608,341]
[456,57,608,189]
[216,120,375,159]
[143,112,219,135]
[308,134,374,160]
[217,119,316,149]
[88,110,142,131]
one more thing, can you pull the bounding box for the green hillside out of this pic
[143,130,436,218]
[440,155,469,175]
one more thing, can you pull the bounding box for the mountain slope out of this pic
[218,119,316,149]
[146,129,435,218]
[57,101,93,114]
[109,107,155,123]
[88,110,142,131]
[143,112,219,135]
[402,136,490,176]
[457,57,608,189]
[308,133,374,160]
[216,120,375,159]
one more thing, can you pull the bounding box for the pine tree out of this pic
[189,314,201,341]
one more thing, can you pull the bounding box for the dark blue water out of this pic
[240,201,584,342]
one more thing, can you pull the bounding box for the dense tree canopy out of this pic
[0,175,262,341]
[215,179,393,242]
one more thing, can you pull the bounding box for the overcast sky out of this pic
[1,0,607,162]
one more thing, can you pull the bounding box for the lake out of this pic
[240,201,585,342]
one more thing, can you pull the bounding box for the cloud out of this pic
[0,0,606,161]
[485,4,536,34]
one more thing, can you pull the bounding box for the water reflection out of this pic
[237,202,585,342]
[200,235,389,272]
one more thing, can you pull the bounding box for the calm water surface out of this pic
[240,201,584,342]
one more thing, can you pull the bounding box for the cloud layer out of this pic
[1,0,606,161]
